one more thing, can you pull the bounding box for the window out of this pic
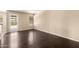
[0,18,3,22]
[10,15,17,26]
[0,15,3,24]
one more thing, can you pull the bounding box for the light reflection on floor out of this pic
[28,31,34,45]
[9,32,19,48]
[7,30,34,48]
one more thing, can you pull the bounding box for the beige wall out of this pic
[7,11,33,32]
[34,10,79,42]
[18,12,33,31]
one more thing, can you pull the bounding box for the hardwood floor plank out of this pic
[2,29,79,48]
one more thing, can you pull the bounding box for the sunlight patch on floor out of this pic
[28,31,34,45]
[9,32,19,48]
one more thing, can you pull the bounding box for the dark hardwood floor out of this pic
[2,29,79,48]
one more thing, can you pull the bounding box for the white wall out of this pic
[7,11,33,32]
[34,10,79,42]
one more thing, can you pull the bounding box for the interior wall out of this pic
[0,12,7,34]
[34,10,79,42]
[0,11,7,44]
[7,11,33,32]
[18,12,33,31]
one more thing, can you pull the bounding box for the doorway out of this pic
[9,14,18,32]
[0,24,2,40]
[29,15,34,29]
[0,15,3,41]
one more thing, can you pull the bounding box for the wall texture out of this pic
[34,10,79,42]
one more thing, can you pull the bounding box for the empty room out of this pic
[0,10,79,48]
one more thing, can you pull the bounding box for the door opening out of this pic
[29,15,34,29]
[0,24,2,40]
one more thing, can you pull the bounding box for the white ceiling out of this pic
[9,10,43,14]
[26,10,42,14]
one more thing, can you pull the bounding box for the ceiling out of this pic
[8,10,43,14]
[0,10,43,15]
